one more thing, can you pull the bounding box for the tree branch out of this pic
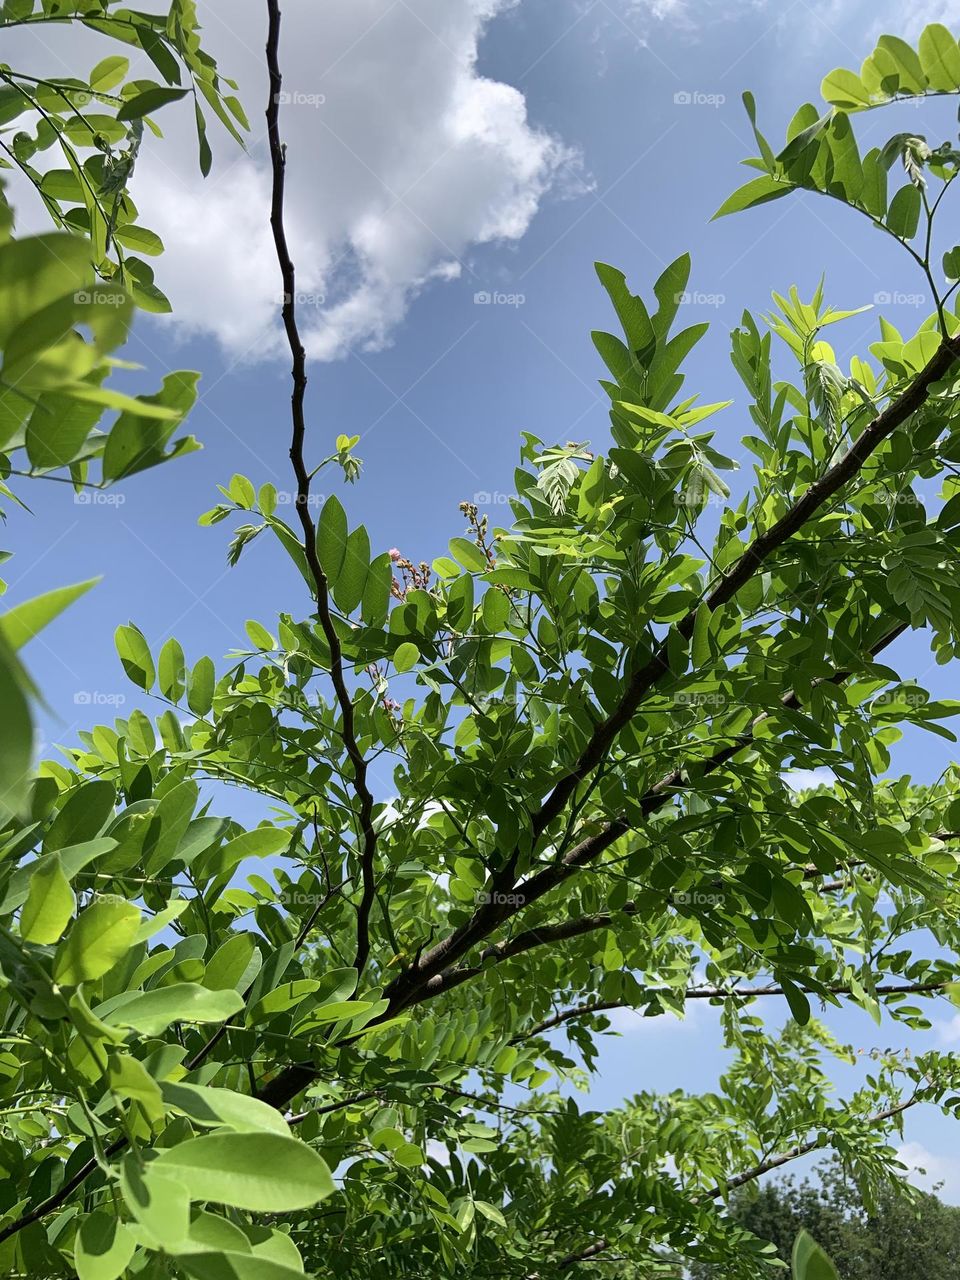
[265,0,378,982]
[554,1096,919,1270]
[380,619,911,1015]
[532,339,960,843]
[513,980,950,1041]
[257,619,914,1107]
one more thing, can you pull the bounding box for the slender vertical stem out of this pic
[265,0,379,985]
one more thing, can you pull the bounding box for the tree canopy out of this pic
[2,5,960,1278]
[692,1160,960,1280]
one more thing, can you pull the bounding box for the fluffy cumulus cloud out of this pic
[896,1140,960,1200]
[144,0,581,361]
[616,0,960,42]
[5,0,578,361]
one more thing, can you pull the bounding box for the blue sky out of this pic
[6,0,960,1200]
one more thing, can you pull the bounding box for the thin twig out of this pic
[264,0,379,983]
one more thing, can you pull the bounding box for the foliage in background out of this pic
[693,1161,960,1280]
[0,0,246,817]
[2,9,960,1279]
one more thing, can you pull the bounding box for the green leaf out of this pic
[113,223,164,256]
[89,55,130,92]
[108,1052,165,1123]
[446,574,474,632]
[117,85,190,120]
[192,96,212,175]
[115,623,155,691]
[25,384,108,470]
[160,1082,289,1136]
[228,474,256,508]
[154,1133,335,1210]
[75,1213,137,1280]
[821,67,873,110]
[595,263,655,358]
[53,898,140,986]
[712,175,794,220]
[475,1200,507,1228]
[0,637,32,819]
[158,636,186,701]
[361,553,392,628]
[203,933,258,992]
[245,620,276,651]
[44,782,116,851]
[691,603,711,671]
[184,1212,252,1254]
[0,235,92,349]
[316,496,348,582]
[218,826,290,871]
[792,1229,840,1280]
[105,983,244,1036]
[179,1253,306,1280]
[886,184,922,239]
[332,525,370,614]
[188,656,216,717]
[449,537,488,572]
[918,24,960,90]
[394,1142,424,1168]
[21,853,75,943]
[102,370,200,482]
[482,588,511,632]
[120,1157,190,1247]
[394,642,419,674]
[780,977,811,1026]
[0,579,98,651]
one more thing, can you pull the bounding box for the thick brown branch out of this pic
[381,620,910,1014]
[533,338,960,842]
[258,620,917,1108]
[265,0,378,981]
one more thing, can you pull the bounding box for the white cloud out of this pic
[615,0,960,43]
[896,1141,960,1200]
[5,0,579,363]
[867,0,960,42]
[156,0,583,361]
[934,1012,960,1044]
[783,767,835,792]
[614,0,769,33]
